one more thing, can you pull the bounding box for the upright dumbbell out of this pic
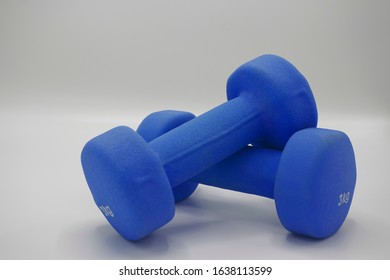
[81,54,318,241]
[138,110,356,239]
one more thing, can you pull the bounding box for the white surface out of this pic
[0,111,388,259]
[1,0,389,259]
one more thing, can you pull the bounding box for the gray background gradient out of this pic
[0,0,389,259]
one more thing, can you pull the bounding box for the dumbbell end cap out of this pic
[274,128,357,239]
[227,54,318,149]
[81,126,175,241]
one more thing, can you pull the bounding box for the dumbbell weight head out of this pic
[138,110,357,238]
[227,54,317,148]
[81,126,174,240]
[81,54,318,241]
[274,128,356,238]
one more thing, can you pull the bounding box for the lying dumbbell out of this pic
[81,54,318,241]
[137,110,356,239]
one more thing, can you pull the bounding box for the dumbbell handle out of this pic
[149,95,263,187]
[191,146,280,199]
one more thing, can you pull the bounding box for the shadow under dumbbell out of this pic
[272,218,360,259]
[89,218,225,259]
[61,187,270,258]
[284,217,358,246]
[93,224,172,259]
[179,186,281,226]
[80,187,359,259]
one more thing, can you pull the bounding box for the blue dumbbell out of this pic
[137,110,356,239]
[81,54,318,241]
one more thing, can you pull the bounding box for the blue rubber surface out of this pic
[81,126,175,240]
[195,128,357,238]
[137,110,198,203]
[193,147,280,199]
[227,54,318,148]
[81,54,319,240]
[138,111,357,239]
[275,128,357,238]
[149,55,317,187]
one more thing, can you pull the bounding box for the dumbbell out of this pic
[81,54,318,241]
[138,110,356,239]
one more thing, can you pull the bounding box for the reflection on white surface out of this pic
[0,112,389,259]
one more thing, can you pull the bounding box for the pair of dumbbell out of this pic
[81,54,356,241]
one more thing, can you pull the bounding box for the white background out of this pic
[0,0,389,259]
